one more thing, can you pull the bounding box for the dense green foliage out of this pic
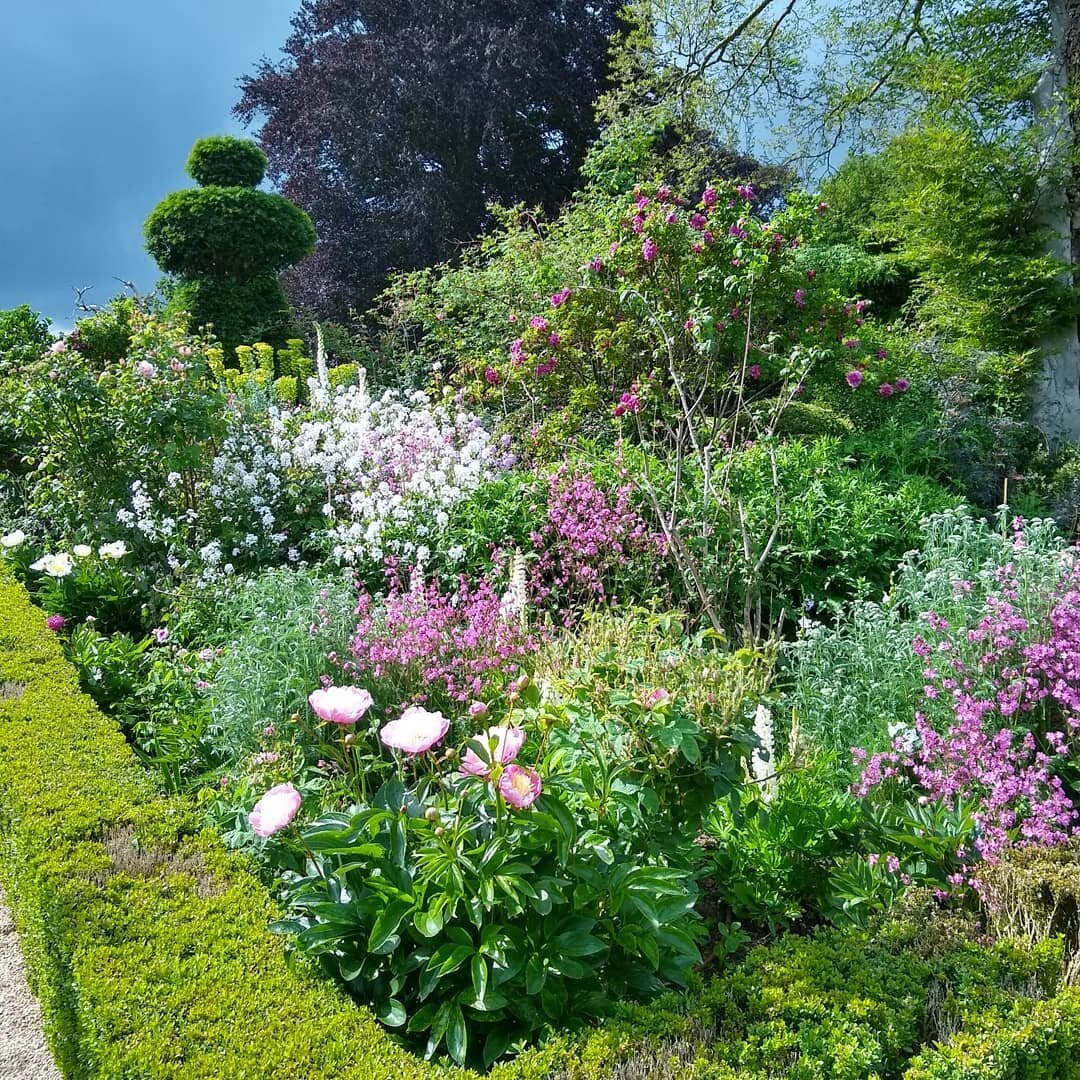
[144,136,315,353]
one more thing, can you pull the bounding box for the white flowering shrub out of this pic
[272,375,510,566]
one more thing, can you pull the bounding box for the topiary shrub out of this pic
[144,135,316,355]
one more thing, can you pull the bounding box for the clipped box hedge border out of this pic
[7,571,1080,1079]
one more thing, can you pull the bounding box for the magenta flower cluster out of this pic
[529,468,666,609]
[347,566,541,703]
[855,554,1080,863]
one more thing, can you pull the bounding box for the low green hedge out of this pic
[4,572,1080,1078]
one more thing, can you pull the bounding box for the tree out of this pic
[144,136,316,355]
[234,0,624,319]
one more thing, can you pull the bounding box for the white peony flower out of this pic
[30,552,74,577]
[98,541,129,559]
[1,530,26,549]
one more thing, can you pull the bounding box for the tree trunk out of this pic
[1033,0,1080,446]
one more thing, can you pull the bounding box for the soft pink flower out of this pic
[46,614,67,632]
[644,688,670,708]
[702,186,717,207]
[249,782,302,837]
[846,370,864,389]
[310,685,374,726]
[878,382,895,397]
[461,725,527,777]
[499,764,542,808]
[136,360,155,379]
[380,706,449,754]
[468,701,490,719]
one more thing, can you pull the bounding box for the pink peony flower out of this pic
[380,706,449,754]
[309,685,374,725]
[877,382,895,397]
[702,186,718,207]
[895,377,910,392]
[249,782,302,837]
[644,687,670,708]
[461,725,527,777]
[468,701,490,719]
[845,370,864,389]
[498,764,542,808]
[136,360,155,379]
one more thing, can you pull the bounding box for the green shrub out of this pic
[145,136,315,353]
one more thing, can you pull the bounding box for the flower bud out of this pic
[399,804,408,814]
[434,827,445,837]
[343,733,356,748]
[424,807,439,822]
[443,748,457,762]
[507,691,519,706]
[511,674,531,694]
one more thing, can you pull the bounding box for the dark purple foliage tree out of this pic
[235,1,624,318]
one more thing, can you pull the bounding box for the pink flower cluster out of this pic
[530,468,666,609]
[855,555,1080,862]
[348,567,541,702]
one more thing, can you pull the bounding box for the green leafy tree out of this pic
[144,136,316,355]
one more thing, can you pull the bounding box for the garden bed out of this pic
[6,572,1080,1078]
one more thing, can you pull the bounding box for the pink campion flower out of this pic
[380,706,450,755]
[249,782,302,837]
[635,194,650,210]
[461,725,527,777]
[846,370,864,388]
[548,332,561,348]
[484,366,500,386]
[736,184,756,201]
[702,186,718,206]
[878,382,895,397]
[642,238,658,263]
[46,614,66,632]
[689,213,707,231]
[683,318,696,331]
[550,288,572,308]
[499,764,542,808]
[748,364,761,380]
[152,627,170,644]
[703,230,715,246]
[613,392,641,417]
[665,210,677,225]
[793,288,806,309]
[309,685,374,726]
[587,256,604,272]
[895,377,911,392]
[843,337,860,349]
[631,215,646,234]
[875,348,889,360]
[530,315,549,331]
[727,223,746,240]
[510,338,526,365]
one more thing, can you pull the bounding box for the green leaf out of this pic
[483,1026,513,1067]
[470,953,489,1003]
[446,1005,468,1064]
[525,955,546,995]
[375,998,407,1028]
[368,898,412,953]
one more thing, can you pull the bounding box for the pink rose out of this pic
[249,782,302,837]
[461,725,526,777]
[498,765,542,809]
[380,706,449,755]
[309,685,374,725]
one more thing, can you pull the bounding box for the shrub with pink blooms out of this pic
[263,680,701,1067]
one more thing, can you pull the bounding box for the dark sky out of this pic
[1,1,298,329]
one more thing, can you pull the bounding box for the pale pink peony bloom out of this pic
[499,765,542,808]
[380,706,449,754]
[468,701,490,720]
[461,725,526,777]
[309,685,374,726]
[249,782,302,836]
[644,687,670,709]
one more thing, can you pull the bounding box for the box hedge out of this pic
[4,573,1080,1078]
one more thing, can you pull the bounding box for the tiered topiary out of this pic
[144,135,316,356]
